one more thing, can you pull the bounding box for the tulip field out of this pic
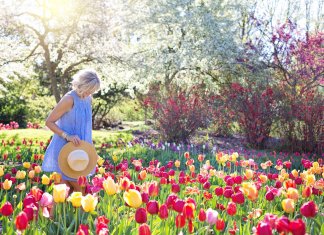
[0,134,323,235]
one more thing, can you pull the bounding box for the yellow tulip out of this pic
[123,189,142,208]
[291,169,299,178]
[0,166,4,177]
[189,165,195,173]
[175,160,180,168]
[259,174,268,184]
[68,192,82,207]
[97,157,104,166]
[103,177,118,195]
[16,170,26,179]
[282,199,295,213]
[231,152,238,162]
[53,184,68,203]
[81,194,98,212]
[41,174,50,185]
[34,166,42,174]
[112,155,118,162]
[3,179,12,190]
[23,162,31,169]
[28,170,35,179]
[98,167,105,174]
[286,188,299,201]
[306,174,316,186]
[245,169,254,180]
[209,169,216,176]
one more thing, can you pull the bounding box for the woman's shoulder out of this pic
[59,94,74,108]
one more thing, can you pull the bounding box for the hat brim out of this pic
[58,140,98,179]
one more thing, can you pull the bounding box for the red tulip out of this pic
[173,199,185,213]
[15,211,29,231]
[135,208,147,224]
[226,177,234,186]
[265,191,275,201]
[198,208,206,222]
[302,186,312,198]
[264,213,278,229]
[231,192,245,204]
[183,203,195,219]
[166,194,178,208]
[23,195,36,208]
[171,183,180,193]
[148,182,159,197]
[275,216,290,233]
[226,202,237,216]
[224,188,234,198]
[289,219,305,235]
[78,176,87,187]
[0,202,13,216]
[188,219,194,233]
[256,221,273,235]
[203,181,211,190]
[139,223,151,235]
[23,204,38,221]
[274,181,282,188]
[160,177,167,184]
[159,204,168,219]
[216,219,225,231]
[234,176,243,184]
[77,224,89,235]
[146,200,159,215]
[141,192,149,204]
[215,187,223,196]
[175,214,186,228]
[300,201,318,218]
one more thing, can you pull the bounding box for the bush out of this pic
[147,83,213,143]
[0,92,28,127]
[220,82,278,148]
[26,95,56,124]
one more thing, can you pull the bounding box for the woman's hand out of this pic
[66,135,81,146]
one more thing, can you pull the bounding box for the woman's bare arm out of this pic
[45,95,81,145]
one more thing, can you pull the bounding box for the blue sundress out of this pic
[42,90,93,181]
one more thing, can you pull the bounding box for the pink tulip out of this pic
[206,208,218,225]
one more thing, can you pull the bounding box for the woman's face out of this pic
[79,87,96,99]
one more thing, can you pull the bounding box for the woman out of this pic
[42,69,101,193]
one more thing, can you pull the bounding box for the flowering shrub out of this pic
[220,82,277,148]
[146,84,213,143]
[26,122,41,129]
[0,121,19,130]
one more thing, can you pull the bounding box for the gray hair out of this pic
[71,69,101,94]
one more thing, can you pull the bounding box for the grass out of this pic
[0,128,134,144]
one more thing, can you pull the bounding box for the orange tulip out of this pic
[282,199,295,213]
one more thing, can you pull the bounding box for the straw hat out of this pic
[58,140,98,179]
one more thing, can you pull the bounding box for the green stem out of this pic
[63,203,66,234]
[75,208,78,234]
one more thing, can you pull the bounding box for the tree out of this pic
[0,0,127,102]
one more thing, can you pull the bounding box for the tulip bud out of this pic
[216,219,225,231]
[300,201,318,218]
[206,208,218,225]
[159,204,168,219]
[265,191,275,201]
[171,183,180,193]
[146,200,159,215]
[0,202,13,216]
[198,208,206,222]
[15,211,29,230]
[135,208,147,224]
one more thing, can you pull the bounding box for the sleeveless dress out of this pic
[42,90,93,181]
